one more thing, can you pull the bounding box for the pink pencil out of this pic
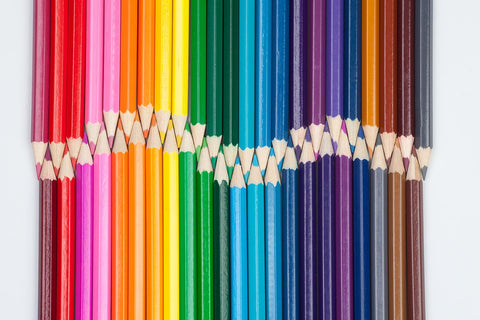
[85,0,104,153]
[93,126,112,319]
[103,0,121,148]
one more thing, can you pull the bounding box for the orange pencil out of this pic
[112,122,129,320]
[128,116,146,319]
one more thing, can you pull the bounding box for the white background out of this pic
[1,0,479,318]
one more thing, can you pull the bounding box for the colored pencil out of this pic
[388,141,407,319]
[326,0,344,152]
[197,141,214,319]
[247,154,266,319]
[65,0,85,166]
[265,149,282,319]
[406,154,425,320]
[238,0,255,181]
[93,127,112,320]
[163,121,180,319]
[353,128,371,320]
[335,122,353,319]
[57,150,75,320]
[85,0,104,154]
[414,0,432,179]
[289,0,307,160]
[361,0,380,156]
[317,124,335,320]
[155,0,172,141]
[213,149,231,319]
[128,118,145,319]
[39,151,57,320]
[120,0,138,141]
[103,0,121,148]
[75,135,93,319]
[111,122,129,320]
[398,0,415,170]
[223,0,239,177]
[370,134,389,320]
[344,0,361,152]
[380,0,397,164]
[172,0,189,145]
[138,0,155,137]
[49,0,68,175]
[230,158,248,318]
[190,0,207,152]
[307,0,325,156]
[281,139,300,319]
[146,117,163,319]
[179,125,197,319]
[206,0,223,165]
[32,0,51,178]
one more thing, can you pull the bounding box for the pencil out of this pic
[197,141,214,319]
[49,0,68,176]
[104,0,121,147]
[414,0,432,179]
[281,138,300,319]
[146,117,163,319]
[335,121,353,319]
[289,0,307,160]
[179,125,197,319]
[155,0,172,141]
[32,0,51,178]
[317,124,335,320]
[344,0,361,152]
[326,0,344,152]
[397,0,415,170]
[388,141,407,319]
[238,0,255,181]
[120,0,138,141]
[39,150,57,320]
[361,0,380,156]
[190,0,207,152]
[138,0,155,137]
[230,158,248,318]
[172,0,189,145]
[163,121,180,319]
[307,0,325,156]
[85,0,104,154]
[353,127,371,320]
[213,148,231,319]
[206,0,223,165]
[128,118,146,319]
[265,149,282,319]
[247,154,266,319]
[75,134,93,319]
[65,0,85,166]
[370,134,389,320]
[406,154,425,320]
[380,0,397,164]
[111,122,129,320]
[57,150,75,320]
[223,0,239,177]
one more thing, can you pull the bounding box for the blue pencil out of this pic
[230,158,248,318]
[247,154,266,319]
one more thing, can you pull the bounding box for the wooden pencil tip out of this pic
[389,140,405,174]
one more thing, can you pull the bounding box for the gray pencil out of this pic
[414,0,433,179]
[370,135,388,320]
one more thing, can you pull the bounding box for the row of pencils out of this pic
[32,0,432,319]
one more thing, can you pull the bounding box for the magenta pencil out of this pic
[103,0,121,148]
[93,126,112,319]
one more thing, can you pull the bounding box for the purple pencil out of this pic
[335,121,353,319]
[75,133,93,319]
[307,0,326,157]
[326,0,344,152]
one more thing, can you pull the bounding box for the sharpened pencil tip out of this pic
[403,158,410,174]
[108,136,114,149]
[36,164,42,179]
[421,167,428,180]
